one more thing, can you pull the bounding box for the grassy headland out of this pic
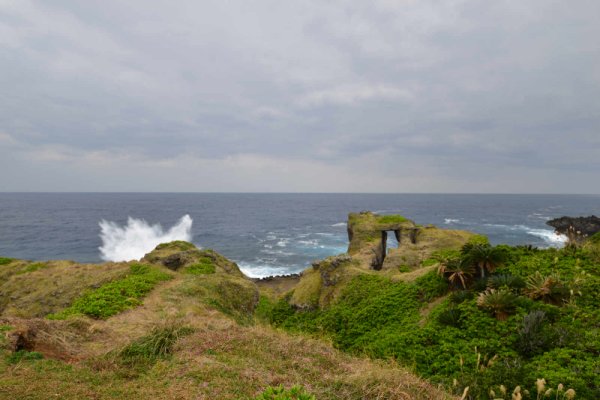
[1,213,597,399]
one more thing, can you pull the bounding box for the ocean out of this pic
[1,193,599,278]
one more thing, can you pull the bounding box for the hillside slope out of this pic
[0,242,453,400]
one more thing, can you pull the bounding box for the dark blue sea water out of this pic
[1,193,599,277]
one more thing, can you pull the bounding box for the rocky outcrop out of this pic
[289,254,355,310]
[142,241,243,276]
[346,211,417,270]
[547,216,600,238]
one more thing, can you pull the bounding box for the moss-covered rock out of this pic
[289,254,359,310]
[142,241,243,276]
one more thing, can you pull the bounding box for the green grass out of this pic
[183,257,216,275]
[5,350,44,364]
[155,241,196,251]
[47,264,172,320]
[16,262,48,275]
[254,385,316,400]
[376,215,408,225]
[118,324,194,369]
[0,257,14,266]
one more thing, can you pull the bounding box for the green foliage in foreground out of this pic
[264,246,600,399]
[0,257,14,266]
[254,385,316,400]
[48,264,172,319]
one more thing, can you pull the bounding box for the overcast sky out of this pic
[1,0,599,193]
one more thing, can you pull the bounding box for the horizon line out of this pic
[1,191,599,196]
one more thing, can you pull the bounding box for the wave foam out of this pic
[444,218,460,224]
[525,228,567,247]
[99,215,193,261]
[332,222,346,227]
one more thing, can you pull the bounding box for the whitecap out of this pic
[525,228,567,247]
[98,214,193,262]
[332,222,347,227]
[444,218,460,224]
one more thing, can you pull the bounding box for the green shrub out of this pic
[48,264,171,319]
[449,290,474,304]
[487,274,526,292]
[0,257,14,266]
[437,308,462,327]
[254,385,316,400]
[515,310,553,357]
[415,270,448,301]
[6,350,44,364]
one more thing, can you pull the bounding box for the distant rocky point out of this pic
[547,215,600,237]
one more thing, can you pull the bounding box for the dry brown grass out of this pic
[0,261,131,318]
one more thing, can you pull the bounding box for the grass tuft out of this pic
[118,324,194,367]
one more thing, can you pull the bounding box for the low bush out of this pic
[437,308,462,327]
[514,310,553,357]
[487,274,526,292]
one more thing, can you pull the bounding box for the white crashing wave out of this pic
[99,214,193,262]
[331,222,347,227]
[525,228,567,247]
[444,218,460,224]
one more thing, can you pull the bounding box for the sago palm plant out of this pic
[438,258,476,289]
[476,288,519,320]
[462,244,506,279]
[524,272,570,305]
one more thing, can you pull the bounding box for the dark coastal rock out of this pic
[547,216,600,237]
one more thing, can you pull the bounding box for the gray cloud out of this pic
[1,0,599,192]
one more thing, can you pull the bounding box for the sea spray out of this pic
[99,215,193,261]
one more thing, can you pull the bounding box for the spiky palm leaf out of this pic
[476,288,518,320]
[462,244,506,279]
[438,258,476,289]
[524,272,569,305]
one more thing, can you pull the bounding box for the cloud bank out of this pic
[1,0,599,192]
